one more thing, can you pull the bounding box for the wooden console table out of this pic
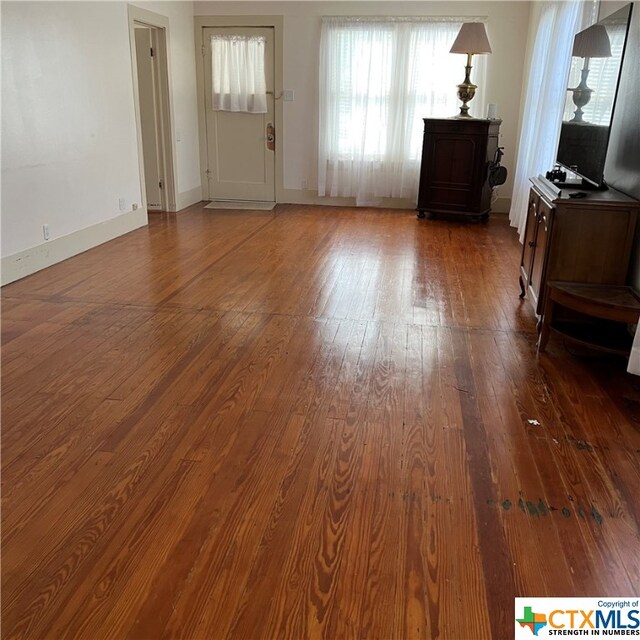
[538,281,640,356]
[519,176,639,317]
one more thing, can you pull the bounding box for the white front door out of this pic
[203,27,275,202]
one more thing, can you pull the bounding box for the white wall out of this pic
[1,1,201,284]
[2,1,142,260]
[194,1,532,209]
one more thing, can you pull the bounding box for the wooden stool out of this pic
[538,282,640,357]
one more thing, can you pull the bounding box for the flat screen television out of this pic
[555,4,633,188]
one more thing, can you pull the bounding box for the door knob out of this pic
[266,123,275,151]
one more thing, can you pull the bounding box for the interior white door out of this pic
[203,27,275,202]
[134,26,164,210]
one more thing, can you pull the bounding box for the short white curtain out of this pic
[318,17,486,206]
[211,35,267,113]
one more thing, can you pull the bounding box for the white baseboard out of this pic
[278,187,512,214]
[278,188,416,210]
[492,196,511,214]
[172,185,203,212]
[1,208,148,286]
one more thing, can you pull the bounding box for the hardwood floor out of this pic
[2,203,639,639]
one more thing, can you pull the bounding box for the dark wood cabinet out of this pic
[519,176,640,316]
[417,117,501,220]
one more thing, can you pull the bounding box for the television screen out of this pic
[556,4,632,187]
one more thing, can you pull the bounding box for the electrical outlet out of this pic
[132,203,139,211]
[282,90,295,102]
[118,197,126,211]
[43,224,50,241]
[301,178,309,190]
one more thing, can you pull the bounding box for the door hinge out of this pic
[159,180,163,189]
[150,47,154,58]
[201,44,206,57]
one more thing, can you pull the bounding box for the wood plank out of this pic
[2,205,639,639]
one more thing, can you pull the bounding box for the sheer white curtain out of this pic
[318,17,486,206]
[509,1,595,237]
[211,35,267,113]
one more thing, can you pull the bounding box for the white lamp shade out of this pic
[572,24,612,58]
[450,22,492,54]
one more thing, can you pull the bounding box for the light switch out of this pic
[282,90,294,102]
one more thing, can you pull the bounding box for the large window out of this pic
[318,17,487,205]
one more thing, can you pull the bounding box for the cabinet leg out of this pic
[518,275,526,299]
[417,210,426,219]
[537,299,554,353]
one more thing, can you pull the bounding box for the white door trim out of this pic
[127,5,177,212]
[194,15,284,203]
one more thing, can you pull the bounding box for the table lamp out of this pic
[569,24,611,123]
[450,22,492,118]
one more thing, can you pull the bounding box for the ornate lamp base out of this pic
[456,56,477,118]
[569,68,593,123]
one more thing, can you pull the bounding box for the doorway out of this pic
[128,6,176,214]
[202,27,275,203]
[195,16,284,205]
[134,25,164,210]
